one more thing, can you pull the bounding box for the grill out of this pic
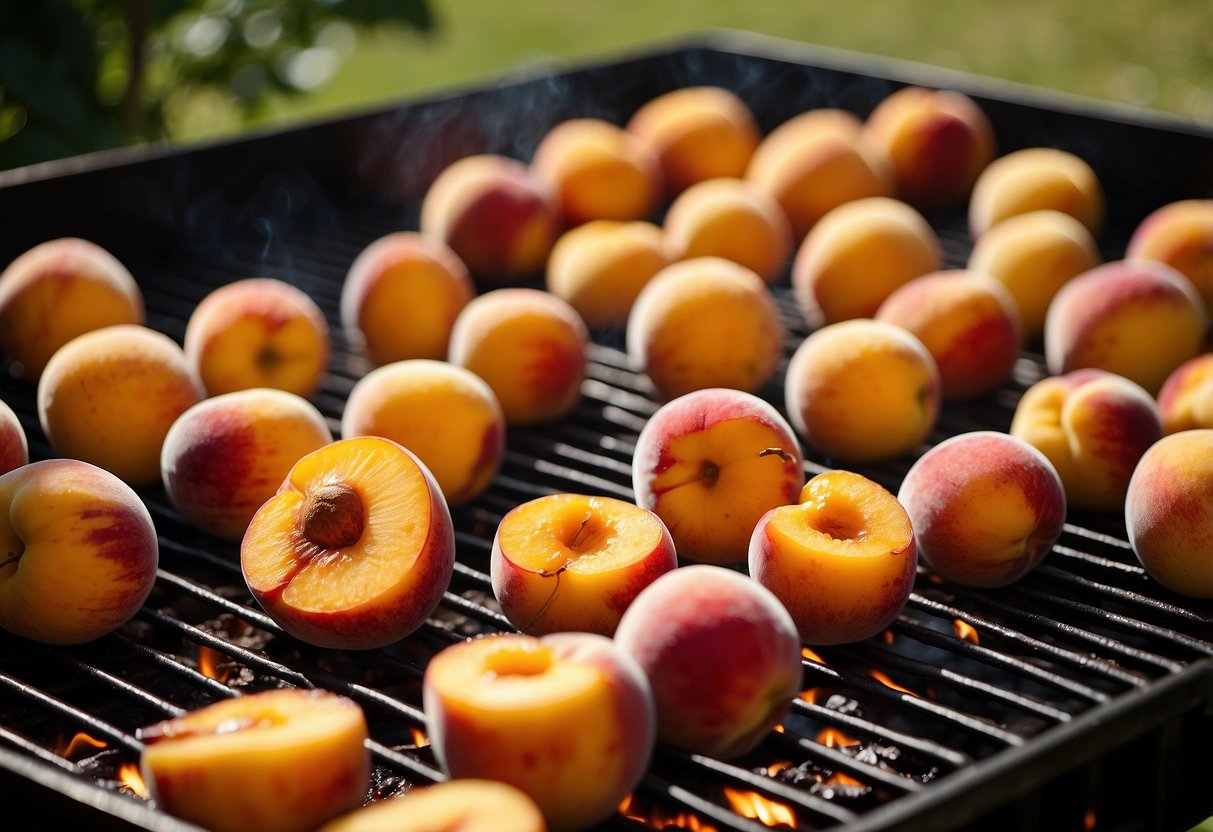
[3,29,1213,832]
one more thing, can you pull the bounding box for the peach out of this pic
[626,257,783,401]
[792,196,942,328]
[423,631,654,832]
[1126,199,1213,313]
[419,153,560,284]
[241,436,455,650]
[625,85,760,196]
[139,688,370,832]
[874,269,1022,401]
[490,492,677,636]
[898,431,1066,587]
[1010,369,1161,512]
[785,319,941,463]
[966,209,1102,340]
[613,564,802,759]
[161,388,333,541]
[662,177,793,284]
[184,277,331,398]
[530,117,663,225]
[746,108,893,240]
[749,469,917,646]
[969,147,1104,238]
[631,387,805,565]
[0,398,28,476]
[1044,259,1209,395]
[545,219,669,329]
[37,324,205,486]
[341,359,505,506]
[863,85,996,208]
[0,237,144,380]
[340,231,475,366]
[0,458,158,645]
[318,779,546,832]
[1157,353,1213,434]
[1124,429,1213,598]
[448,288,588,426]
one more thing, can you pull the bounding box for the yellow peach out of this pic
[545,220,669,329]
[1126,199,1213,313]
[1157,353,1213,434]
[969,147,1104,238]
[0,398,28,476]
[318,780,546,832]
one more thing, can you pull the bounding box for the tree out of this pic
[0,0,434,170]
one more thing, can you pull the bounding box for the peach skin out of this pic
[241,436,455,650]
[1010,369,1161,512]
[318,779,546,832]
[448,287,588,426]
[37,324,205,486]
[898,431,1066,588]
[626,85,760,196]
[0,458,158,645]
[139,688,370,832]
[1125,429,1213,598]
[184,277,331,398]
[875,269,1022,401]
[490,492,677,636]
[340,231,474,365]
[792,196,942,328]
[161,388,333,541]
[1126,199,1213,313]
[613,564,803,760]
[1157,353,1213,434]
[967,209,1102,341]
[545,219,669,329]
[631,387,805,565]
[530,117,663,225]
[0,237,144,380]
[969,147,1104,238]
[784,319,941,463]
[626,257,784,401]
[749,469,917,646]
[423,631,654,832]
[341,358,505,506]
[746,108,893,240]
[0,398,28,476]
[1044,259,1209,395]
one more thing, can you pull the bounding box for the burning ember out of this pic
[618,794,719,831]
[823,772,864,788]
[722,788,797,828]
[766,760,794,776]
[407,726,429,748]
[801,647,825,664]
[197,645,232,682]
[953,619,980,644]
[1085,809,1097,831]
[817,727,860,749]
[868,670,918,696]
[118,763,150,799]
[799,687,820,704]
[56,731,106,760]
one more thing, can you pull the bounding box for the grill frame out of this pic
[2,28,1213,832]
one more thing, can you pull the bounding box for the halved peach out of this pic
[139,688,370,832]
[241,436,455,650]
[318,779,546,832]
[490,493,677,636]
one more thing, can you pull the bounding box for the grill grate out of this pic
[3,30,1213,832]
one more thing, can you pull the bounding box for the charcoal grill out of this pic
[2,29,1213,832]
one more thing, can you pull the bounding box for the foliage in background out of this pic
[0,0,433,170]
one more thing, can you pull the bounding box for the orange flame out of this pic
[953,619,980,644]
[408,727,429,748]
[618,794,719,831]
[817,727,860,749]
[766,760,794,777]
[801,647,825,663]
[722,788,797,828]
[869,669,917,696]
[197,646,231,683]
[56,732,106,759]
[799,688,819,704]
[824,772,863,788]
[118,763,149,799]
[882,629,895,645]
[1084,809,1097,831]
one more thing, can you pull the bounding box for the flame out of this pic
[817,727,860,749]
[868,669,917,696]
[882,629,895,645]
[408,726,429,747]
[801,647,825,663]
[766,760,794,776]
[618,794,719,831]
[722,788,797,828]
[197,646,231,683]
[799,687,819,704]
[1084,809,1097,831]
[953,619,980,644]
[56,732,106,759]
[118,763,149,799]
[771,723,785,734]
[824,772,863,788]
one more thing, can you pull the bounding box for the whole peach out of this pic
[1011,369,1161,512]
[161,388,333,540]
[1157,353,1213,434]
[875,269,1022,400]
[340,231,474,365]
[1125,429,1213,598]
[898,431,1066,588]
[1044,259,1209,395]
[0,237,145,380]
[1126,199,1213,313]
[969,147,1104,239]
[785,319,941,462]
[0,398,28,476]
[613,564,803,760]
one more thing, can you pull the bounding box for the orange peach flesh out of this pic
[317,779,546,832]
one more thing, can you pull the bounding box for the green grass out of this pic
[167,0,1212,146]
